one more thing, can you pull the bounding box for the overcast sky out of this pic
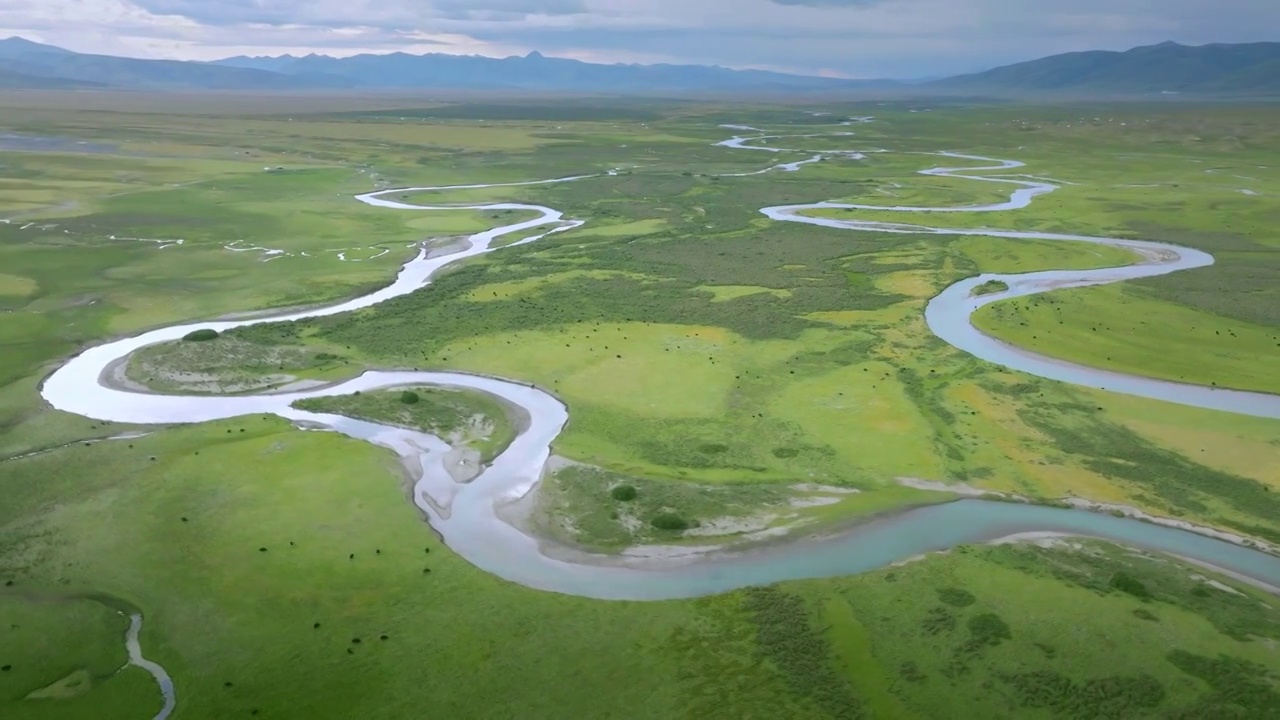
[2,0,1276,78]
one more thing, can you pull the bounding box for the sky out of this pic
[1,0,1277,78]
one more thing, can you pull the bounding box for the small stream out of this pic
[1,591,174,719]
[125,613,176,720]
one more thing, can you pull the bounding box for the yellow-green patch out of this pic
[697,285,792,302]
[464,270,653,302]
[569,219,667,237]
[974,284,1280,394]
[26,669,94,700]
[0,274,37,297]
[954,235,1138,273]
[769,361,944,480]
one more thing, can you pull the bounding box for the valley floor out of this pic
[1,94,1278,718]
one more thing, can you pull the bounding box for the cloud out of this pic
[3,0,1279,76]
[128,0,589,28]
[769,0,890,6]
[431,0,589,20]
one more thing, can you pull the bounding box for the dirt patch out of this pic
[121,337,350,395]
[1064,498,1280,556]
[443,446,483,483]
[1172,554,1280,597]
[26,669,93,700]
[988,531,1082,549]
[897,476,1000,497]
[424,236,471,259]
[1189,574,1247,597]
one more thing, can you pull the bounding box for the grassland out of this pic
[0,595,158,718]
[971,279,1009,296]
[125,336,361,394]
[974,283,1280,394]
[294,386,517,462]
[1,94,1277,718]
[532,462,946,550]
[3,416,1277,719]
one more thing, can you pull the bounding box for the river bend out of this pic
[36,130,1280,608]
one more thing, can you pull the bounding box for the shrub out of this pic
[182,328,219,342]
[400,391,420,405]
[964,613,1012,650]
[650,513,689,531]
[611,485,638,501]
[1110,572,1152,601]
[922,607,955,635]
[937,587,977,607]
[971,280,1010,297]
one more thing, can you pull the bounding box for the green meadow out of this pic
[1,93,1277,718]
[294,386,517,463]
[3,418,1277,719]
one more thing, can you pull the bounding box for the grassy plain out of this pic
[533,463,946,550]
[0,595,158,718]
[974,282,1280,393]
[803,105,1280,386]
[1,93,1278,718]
[294,386,517,462]
[3,418,1277,719]
[126,336,361,394]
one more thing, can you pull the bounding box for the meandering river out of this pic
[35,125,1280,713]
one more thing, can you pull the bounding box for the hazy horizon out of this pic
[2,1,1277,79]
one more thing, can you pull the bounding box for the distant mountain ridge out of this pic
[932,41,1280,95]
[0,37,354,90]
[210,49,896,92]
[0,37,892,92]
[1,36,1277,96]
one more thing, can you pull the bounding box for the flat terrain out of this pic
[294,386,517,462]
[1,93,1277,718]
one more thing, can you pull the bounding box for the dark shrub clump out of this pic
[182,328,219,342]
[650,513,689,531]
[1110,572,1152,601]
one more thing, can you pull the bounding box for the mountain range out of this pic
[0,36,1277,96]
[935,41,1280,95]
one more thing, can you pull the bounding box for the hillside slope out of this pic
[934,41,1280,96]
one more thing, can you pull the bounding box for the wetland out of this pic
[2,94,1278,719]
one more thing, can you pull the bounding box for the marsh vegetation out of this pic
[294,386,517,462]
[1,94,1277,718]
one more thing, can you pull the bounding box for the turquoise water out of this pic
[38,128,1280,604]
[439,497,1280,601]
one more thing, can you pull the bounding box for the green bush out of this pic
[610,485,638,502]
[964,613,1012,650]
[1110,572,1152,601]
[922,607,955,635]
[650,513,689,531]
[937,587,977,607]
[182,328,219,342]
[400,391,420,405]
[972,280,1010,297]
